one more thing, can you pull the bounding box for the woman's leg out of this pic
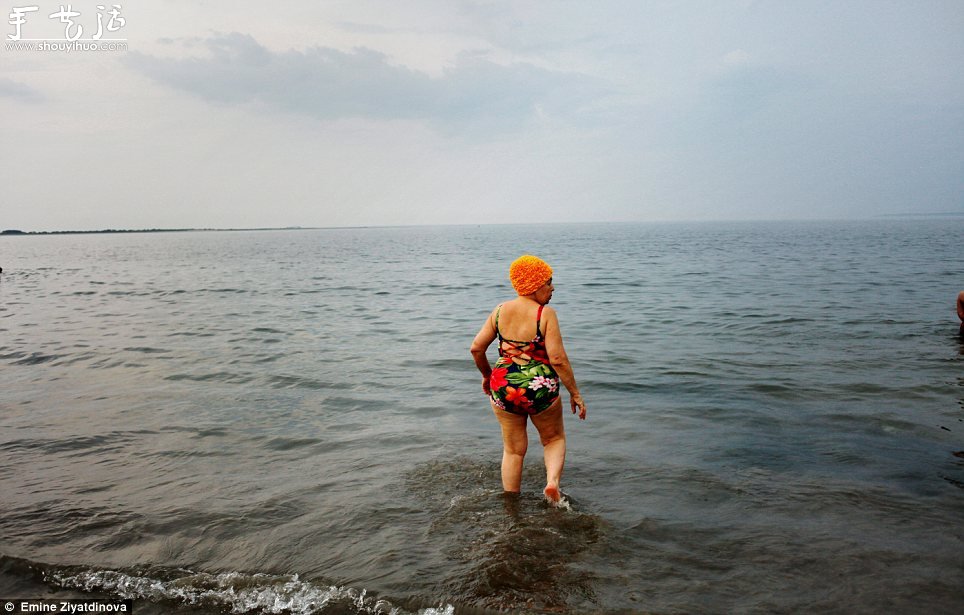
[531,398,566,502]
[492,403,528,493]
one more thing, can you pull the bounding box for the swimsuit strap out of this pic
[495,303,548,361]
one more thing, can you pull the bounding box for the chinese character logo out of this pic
[8,3,126,41]
[8,5,38,40]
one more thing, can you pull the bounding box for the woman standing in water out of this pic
[471,255,587,502]
[957,290,964,337]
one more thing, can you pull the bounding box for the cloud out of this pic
[123,32,600,132]
[721,49,752,68]
[0,77,43,103]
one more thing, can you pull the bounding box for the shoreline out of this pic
[0,227,318,236]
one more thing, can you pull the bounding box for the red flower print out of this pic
[504,386,530,408]
[490,367,509,390]
[529,349,549,363]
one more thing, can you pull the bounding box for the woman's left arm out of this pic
[543,307,586,420]
[470,310,498,394]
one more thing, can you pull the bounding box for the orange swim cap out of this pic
[509,255,553,295]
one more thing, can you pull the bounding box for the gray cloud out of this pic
[0,77,43,103]
[123,32,600,131]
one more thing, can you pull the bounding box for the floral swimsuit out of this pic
[490,304,561,416]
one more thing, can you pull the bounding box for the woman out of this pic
[470,255,587,503]
[958,290,964,337]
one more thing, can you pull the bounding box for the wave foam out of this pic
[46,567,453,615]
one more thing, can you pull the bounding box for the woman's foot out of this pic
[544,484,561,503]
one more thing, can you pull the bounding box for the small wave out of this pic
[262,436,324,451]
[123,347,170,354]
[89,357,127,369]
[267,374,350,390]
[0,432,140,455]
[819,412,925,435]
[106,290,154,297]
[166,331,218,338]
[940,474,964,490]
[11,351,63,365]
[582,379,656,393]
[580,281,641,288]
[658,369,712,378]
[0,558,453,615]
[402,358,466,372]
[165,371,255,384]
[153,449,233,459]
[0,506,144,550]
[744,382,800,399]
[54,351,99,366]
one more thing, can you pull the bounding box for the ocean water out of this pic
[0,220,962,614]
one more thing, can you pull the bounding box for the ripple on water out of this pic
[164,371,255,384]
[2,222,962,613]
[10,352,63,365]
[404,456,605,612]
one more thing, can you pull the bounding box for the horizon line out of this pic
[4,214,964,236]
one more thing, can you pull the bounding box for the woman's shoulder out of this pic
[499,297,525,311]
[539,305,560,332]
[497,298,540,322]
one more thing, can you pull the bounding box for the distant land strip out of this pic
[1,227,317,236]
[877,212,964,217]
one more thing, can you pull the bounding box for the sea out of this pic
[1,219,962,615]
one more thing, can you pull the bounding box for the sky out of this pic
[2,0,962,231]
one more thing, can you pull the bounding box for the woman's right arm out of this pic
[543,307,586,420]
[470,309,499,395]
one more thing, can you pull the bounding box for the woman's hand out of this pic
[570,394,586,420]
[482,376,492,396]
